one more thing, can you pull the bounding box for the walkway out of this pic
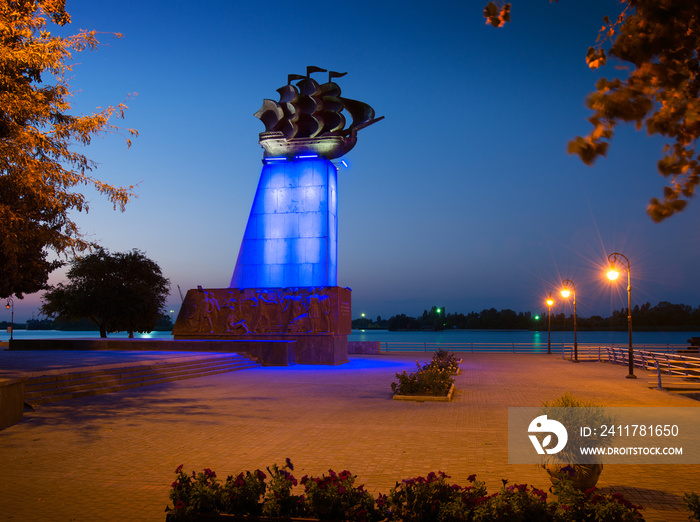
[0,350,697,521]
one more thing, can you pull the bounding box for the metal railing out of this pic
[379,341,565,353]
[603,346,700,389]
[379,341,692,356]
[561,343,690,362]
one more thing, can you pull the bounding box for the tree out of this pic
[484,1,700,221]
[40,249,170,338]
[0,0,137,299]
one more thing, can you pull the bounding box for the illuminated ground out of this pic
[0,351,697,521]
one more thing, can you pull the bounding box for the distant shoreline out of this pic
[358,327,700,333]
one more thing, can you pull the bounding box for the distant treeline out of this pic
[352,302,700,331]
[1,315,174,332]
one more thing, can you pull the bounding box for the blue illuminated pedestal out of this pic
[231,156,337,288]
[173,155,349,365]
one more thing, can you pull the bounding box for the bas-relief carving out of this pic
[174,287,349,337]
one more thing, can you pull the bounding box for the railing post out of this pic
[655,360,663,390]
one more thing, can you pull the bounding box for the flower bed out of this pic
[165,461,655,521]
[390,350,459,399]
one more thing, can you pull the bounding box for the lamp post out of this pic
[546,293,554,355]
[607,252,636,379]
[561,279,578,362]
[5,297,14,342]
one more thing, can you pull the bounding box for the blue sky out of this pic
[9,0,700,322]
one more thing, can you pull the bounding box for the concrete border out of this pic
[0,377,24,430]
[392,383,455,402]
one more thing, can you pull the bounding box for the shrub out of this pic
[302,469,379,521]
[685,492,700,521]
[391,361,455,396]
[220,469,267,516]
[261,460,306,518]
[551,477,644,521]
[166,462,663,521]
[167,465,222,521]
[431,349,460,374]
[471,480,551,521]
[382,471,487,522]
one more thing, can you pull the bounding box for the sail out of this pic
[254,99,284,132]
[339,97,376,132]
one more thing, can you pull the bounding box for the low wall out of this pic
[8,339,297,366]
[348,341,381,355]
[0,378,24,431]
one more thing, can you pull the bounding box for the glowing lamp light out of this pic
[535,315,540,320]
[607,268,620,281]
[560,289,570,298]
[546,298,554,307]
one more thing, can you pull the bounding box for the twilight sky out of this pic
[9,0,700,323]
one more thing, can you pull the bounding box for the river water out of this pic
[348,329,700,346]
[3,328,699,348]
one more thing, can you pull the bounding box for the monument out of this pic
[172,66,382,365]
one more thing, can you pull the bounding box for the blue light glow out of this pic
[231,157,338,288]
[262,156,288,164]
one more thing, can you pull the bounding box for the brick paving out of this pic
[0,350,698,521]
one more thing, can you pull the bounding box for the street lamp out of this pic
[607,252,636,379]
[5,297,14,341]
[546,293,554,355]
[561,279,578,362]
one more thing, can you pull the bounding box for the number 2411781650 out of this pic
[589,425,680,437]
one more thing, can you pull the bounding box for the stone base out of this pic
[166,335,348,365]
[290,335,347,365]
[172,285,351,365]
[348,341,381,355]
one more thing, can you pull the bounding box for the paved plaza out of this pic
[0,350,698,521]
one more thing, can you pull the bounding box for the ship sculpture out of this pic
[254,66,384,159]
